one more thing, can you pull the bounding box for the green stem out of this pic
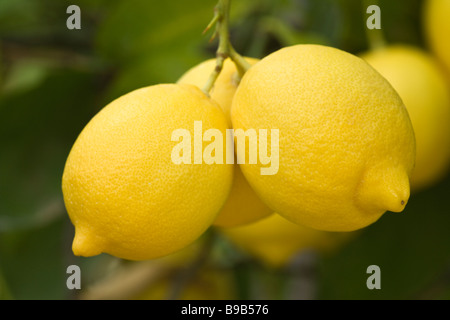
[363,0,387,50]
[202,0,252,95]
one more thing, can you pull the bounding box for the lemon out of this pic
[231,44,416,232]
[178,58,273,228]
[361,45,450,191]
[219,214,355,268]
[178,58,257,125]
[424,0,450,74]
[62,83,233,261]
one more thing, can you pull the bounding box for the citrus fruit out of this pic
[231,44,416,232]
[178,58,257,125]
[219,214,355,268]
[178,58,273,228]
[424,0,450,73]
[361,45,450,191]
[62,83,233,261]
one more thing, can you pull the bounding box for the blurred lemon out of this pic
[424,0,450,74]
[362,45,450,191]
[218,214,356,269]
[178,58,273,228]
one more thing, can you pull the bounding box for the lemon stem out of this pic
[202,0,252,95]
[363,0,388,51]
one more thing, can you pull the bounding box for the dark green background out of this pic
[1,0,449,300]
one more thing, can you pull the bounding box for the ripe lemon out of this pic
[231,44,416,232]
[361,45,450,191]
[219,214,355,268]
[424,0,450,73]
[178,58,273,228]
[178,58,257,125]
[62,83,233,261]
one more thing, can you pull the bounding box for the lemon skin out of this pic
[178,58,273,228]
[231,44,416,232]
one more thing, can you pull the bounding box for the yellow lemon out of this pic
[361,45,450,191]
[424,0,450,74]
[219,214,355,268]
[231,44,416,232]
[62,83,233,261]
[178,58,273,228]
[178,58,257,125]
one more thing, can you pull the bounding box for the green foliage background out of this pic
[1,0,450,300]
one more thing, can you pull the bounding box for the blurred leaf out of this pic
[96,0,227,102]
[0,199,64,233]
[0,0,41,35]
[0,267,13,300]
[0,68,100,231]
[377,0,424,47]
[96,0,216,64]
[1,60,49,94]
[257,16,329,47]
[0,217,70,299]
[318,175,450,300]
[0,0,113,53]
[103,42,208,103]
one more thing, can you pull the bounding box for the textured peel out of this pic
[231,44,416,232]
[63,84,233,260]
[178,58,272,228]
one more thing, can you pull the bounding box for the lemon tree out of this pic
[3,0,450,301]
